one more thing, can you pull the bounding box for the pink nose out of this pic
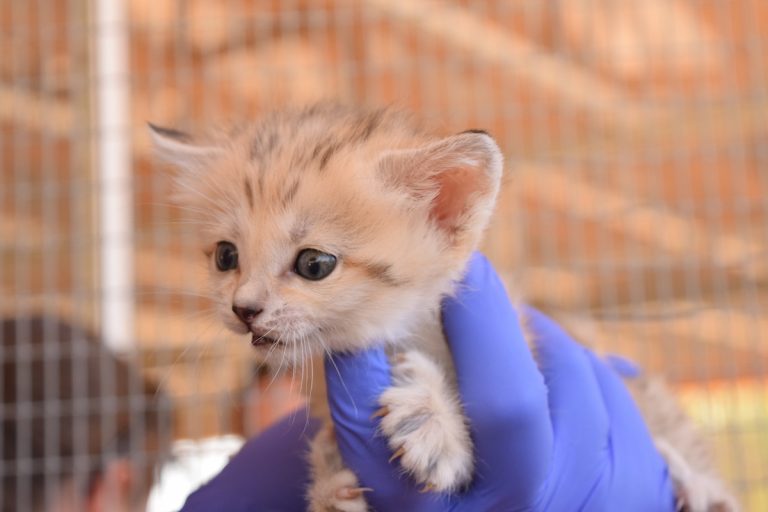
[232,305,263,325]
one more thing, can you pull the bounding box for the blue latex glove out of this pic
[326,253,677,511]
[180,252,676,511]
[179,409,320,512]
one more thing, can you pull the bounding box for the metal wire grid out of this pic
[1,1,766,510]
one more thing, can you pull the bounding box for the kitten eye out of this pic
[294,248,337,281]
[215,241,238,271]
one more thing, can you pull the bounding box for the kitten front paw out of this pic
[378,350,473,492]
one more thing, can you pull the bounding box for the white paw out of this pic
[377,350,473,492]
[307,468,369,512]
[656,439,740,512]
[307,426,370,512]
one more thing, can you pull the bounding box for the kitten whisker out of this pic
[306,333,314,433]
[252,325,278,346]
[303,335,311,393]
[173,178,219,205]
[293,336,304,400]
[317,337,358,417]
[299,333,314,437]
[288,341,296,396]
[264,335,288,392]
[135,289,216,299]
[153,319,224,400]
[252,326,281,378]
[173,308,220,323]
[157,220,230,230]
[293,343,304,394]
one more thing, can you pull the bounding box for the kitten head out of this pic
[150,105,502,365]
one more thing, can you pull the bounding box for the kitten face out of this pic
[150,105,502,365]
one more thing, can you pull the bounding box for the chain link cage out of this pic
[1,1,766,510]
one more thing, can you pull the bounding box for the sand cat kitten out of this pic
[150,104,737,512]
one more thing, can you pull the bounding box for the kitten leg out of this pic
[629,378,739,512]
[307,424,370,512]
[377,350,473,492]
[655,439,739,512]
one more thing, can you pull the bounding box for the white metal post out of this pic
[93,0,134,352]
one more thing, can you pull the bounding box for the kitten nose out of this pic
[232,304,263,325]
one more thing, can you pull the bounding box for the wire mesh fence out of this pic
[1,0,766,510]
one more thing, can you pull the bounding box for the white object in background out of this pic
[93,0,134,352]
[146,436,246,512]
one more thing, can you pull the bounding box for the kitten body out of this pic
[151,104,737,512]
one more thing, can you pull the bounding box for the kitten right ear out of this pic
[147,122,222,172]
[376,131,503,248]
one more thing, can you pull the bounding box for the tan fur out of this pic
[151,103,736,511]
[629,378,739,511]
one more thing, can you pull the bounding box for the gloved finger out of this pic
[587,351,654,445]
[586,351,676,506]
[604,354,642,378]
[523,308,610,463]
[324,349,442,511]
[442,253,552,500]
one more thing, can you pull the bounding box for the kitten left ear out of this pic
[377,130,503,244]
[147,122,223,172]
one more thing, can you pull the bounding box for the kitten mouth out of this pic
[250,331,283,348]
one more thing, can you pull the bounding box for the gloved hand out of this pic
[326,252,677,511]
[180,252,677,511]
[179,409,320,512]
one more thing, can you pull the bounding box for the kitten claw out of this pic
[389,446,405,463]
[419,483,437,493]
[335,487,373,500]
[378,351,474,492]
[370,406,389,419]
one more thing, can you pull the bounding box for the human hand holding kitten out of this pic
[179,253,715,512]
